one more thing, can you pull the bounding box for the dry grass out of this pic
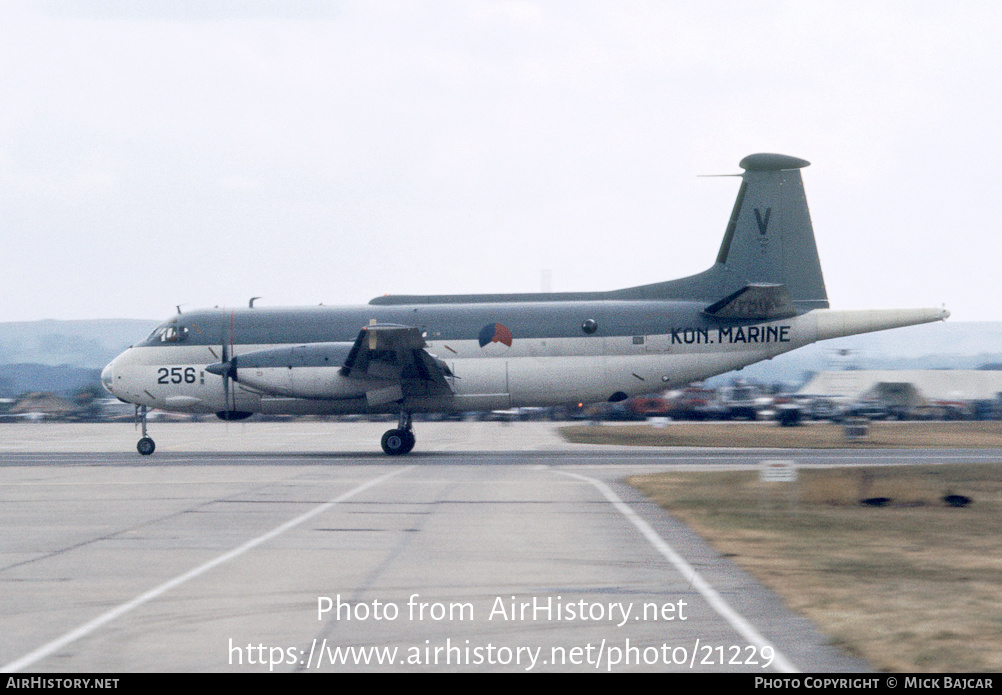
[562,420,1002,449]
[627,464,1002,672]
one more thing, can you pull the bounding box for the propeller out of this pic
[205,310,238,416]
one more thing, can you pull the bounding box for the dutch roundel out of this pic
[478,323,513,355]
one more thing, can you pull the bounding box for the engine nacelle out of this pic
[212,343,392,399]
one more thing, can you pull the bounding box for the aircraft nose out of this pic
[101,361,114,394]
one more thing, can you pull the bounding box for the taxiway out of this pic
[4,421,988,672]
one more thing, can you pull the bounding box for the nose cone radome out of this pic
[101,361,114,394]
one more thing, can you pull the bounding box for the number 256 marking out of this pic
[157,367,196,384]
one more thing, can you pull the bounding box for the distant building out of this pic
[798,370,1002,417]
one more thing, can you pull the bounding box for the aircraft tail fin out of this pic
[610,153,828,311]
[714,153,828,310]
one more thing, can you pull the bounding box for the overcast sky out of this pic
[2,1,1000,323]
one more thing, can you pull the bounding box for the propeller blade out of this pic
[217,311,236,413]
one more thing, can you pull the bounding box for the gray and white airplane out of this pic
[102,153,948,456]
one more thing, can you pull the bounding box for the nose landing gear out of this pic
[136,405,155,456]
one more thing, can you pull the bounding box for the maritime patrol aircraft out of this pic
[101,153,948,456]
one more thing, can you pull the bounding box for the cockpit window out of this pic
[146,321,189,344]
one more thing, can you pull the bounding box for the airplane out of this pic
[101,153,949,456]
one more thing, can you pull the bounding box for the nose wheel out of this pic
[136,405,156,456]
[381,409,415,455]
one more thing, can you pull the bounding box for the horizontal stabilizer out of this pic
[703,284,797,320]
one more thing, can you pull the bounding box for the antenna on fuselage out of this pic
[249,297,261,308]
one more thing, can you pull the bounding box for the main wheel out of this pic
[381,429,415,455]
[137,437,156,456]
[401,429,415,454]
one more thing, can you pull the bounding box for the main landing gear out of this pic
[381,409,416,455]
[136,405,155,456]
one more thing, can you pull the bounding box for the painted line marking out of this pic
[555,469,799,674]
[1,466,412,673]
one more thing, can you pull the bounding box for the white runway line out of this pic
[1,466,412,673]
[555,470,800,674]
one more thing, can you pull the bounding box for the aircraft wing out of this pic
[702,283,797,320]
[341,324,454,404]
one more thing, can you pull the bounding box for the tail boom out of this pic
[812,307,950,342]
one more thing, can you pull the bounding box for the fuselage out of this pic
[102,300,831,417]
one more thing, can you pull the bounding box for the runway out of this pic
[3,421,993,673]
